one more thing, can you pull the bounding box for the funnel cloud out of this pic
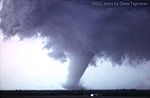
[0,0,150,89]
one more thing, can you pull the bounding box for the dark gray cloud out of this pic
[0,0,150,89]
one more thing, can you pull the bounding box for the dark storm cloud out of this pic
[0,0,150,89]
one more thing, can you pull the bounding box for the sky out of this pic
[0,0,150,90]
[0,32,69,90]
[1,32,150,90]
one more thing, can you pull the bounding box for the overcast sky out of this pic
[1,32,150,90]
[0,0,150,90]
